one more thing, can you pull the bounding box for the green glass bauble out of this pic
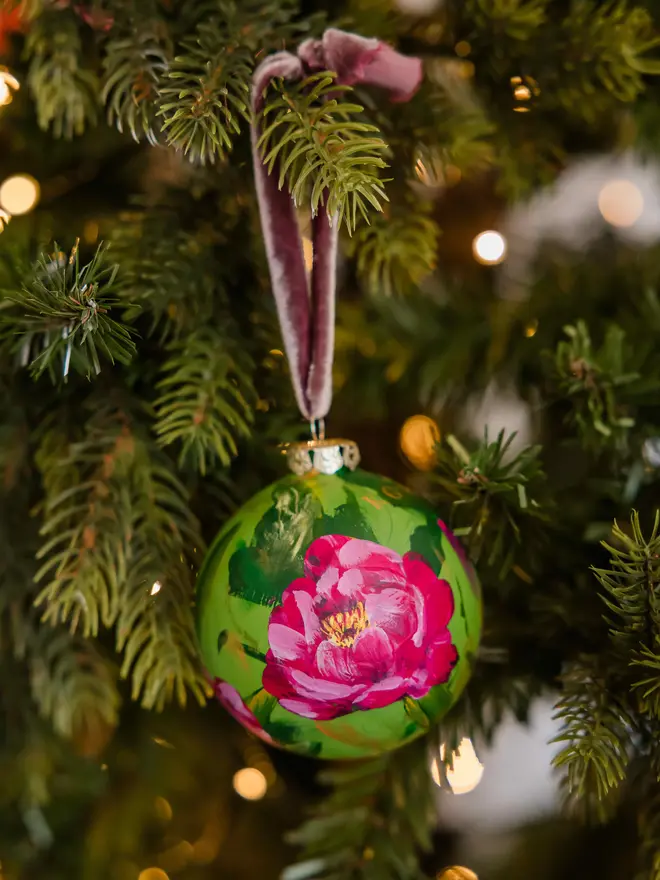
[196,441,481,760]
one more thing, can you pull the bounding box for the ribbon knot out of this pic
[251,29,422,423]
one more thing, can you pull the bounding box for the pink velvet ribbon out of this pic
[251,28,423,424]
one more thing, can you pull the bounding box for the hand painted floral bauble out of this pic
[196,439,481,759]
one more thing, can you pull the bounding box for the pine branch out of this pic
[465,0,548,41]
[1,241,136,382]
[111,213,221,340]
[594,512,660,718]
[285,738,433,880]
[552,657,633,821]
[154,327,256,475]
[156,13,252,164]
[346,206,440,297]
[556,1,660,120]
[28,625,120,740]
[34,398,208,709]
[258,72,389,234]
[429,430,549,579]
[25,10,100,139]
[552,321,653,453]
[102,2,171,144]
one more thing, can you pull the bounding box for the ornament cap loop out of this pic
[282,438,361,476]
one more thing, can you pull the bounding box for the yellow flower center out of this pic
[320,601,369,648]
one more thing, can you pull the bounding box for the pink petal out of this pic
[274,578,322,645]
[352,628,394,681]
[407,636,458,697]
[268,622,308,662]
[353,675,409,710]
[403,556,455,633]
[364,588,415,645]
[279,696,350,720]
[337,538,403,574]
[304,535,352,580]
[289,667,362,701]
[315,640,360,683]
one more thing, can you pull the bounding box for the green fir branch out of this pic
[285,739,433,880]
[258,72,389,234]
[466,0,548,41]
[429,430,549,578]
[1,241,136,382]
[28,626,120,740]
[157,15,252,164]
[102,6,171,145]
[552,320,652,453]
[346,207,440,297]
[111,214,220,339]
[594,512,660,717]
[34,400,208,709]
[154,327,256,475]
[553,657,633,821]
[557,1,660,119]
[25,11,100,139]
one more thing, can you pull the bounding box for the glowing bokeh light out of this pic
[0,174,40,215]
[436,867,479,880]
[233,767,268,800]
[472,230,506,265]
[431,738,484,795]
[138,869,169,880]
[598,179,644,228]
[399,414,441,471]
[151,580,162,596]
[0,69,19,107]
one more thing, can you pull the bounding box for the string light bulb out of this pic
[400,415,441,470]
[138,870,169,880]
[151,580,162,596]
[431,738,484,795]
[0,174,40,216]
[0,68,19,107]
[437,868,479,880]
[598,179,644,228]
[233,767,268,801]
[472,230,507,265]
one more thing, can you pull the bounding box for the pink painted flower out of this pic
[262,535,457,720]
[213,679,274,745]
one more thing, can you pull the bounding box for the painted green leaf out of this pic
[402,696,431,732]
[312,488,377,542]
[409,521,444,574]
[246,688,277,726]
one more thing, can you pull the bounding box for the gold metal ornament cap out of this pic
[282,437,361,476]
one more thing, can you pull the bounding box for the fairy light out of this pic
[0,174,40,215]
[233,767,268,800]
[0,69,20,107]
[472,230,507,265]
[400,415,441,471]
[431,738,484,795]
[138,870,169,880]
[437,868,479,880]
[151,580,162,596]
[598,179,644,228]
[524,319,539,338]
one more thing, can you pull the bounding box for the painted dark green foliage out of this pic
[409,521,445,575]
[228,483,322,606]
[311,488,378,543]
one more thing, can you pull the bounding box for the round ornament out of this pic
[196,440,481,759]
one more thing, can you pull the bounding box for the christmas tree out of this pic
[2,0,660,877]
